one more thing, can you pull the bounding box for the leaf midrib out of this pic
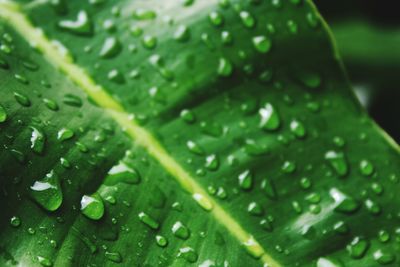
[0,1,280,266]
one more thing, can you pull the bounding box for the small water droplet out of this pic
[325,151,348,177]
[217,57,233,77]
[193,193,213,211]
[138,212,159,229]
[346,236,369,259]
[252,35,271,53]
[359,159,374,176]
[259,103,280,131]
[105,161,140,185]
[14,92,31,107]
[238,170,253,190]
[239,11,256,28]
[30,126,45,154]
[156,235,168,247]
[57,128,74,141]
[105,251,122,263]
[10,216,21,227]
[172,221,190,240]
[174,25,190,42]
[209,11,224,26]
[177,247,198,263]
[330,188,359,214]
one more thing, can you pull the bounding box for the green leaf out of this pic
[0,0,399,266]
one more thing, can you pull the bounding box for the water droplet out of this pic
[58,10,93,35]
[138,212,159,229]
[14,74,29,84]
[359,160,374,176]
[239,11,256,28]
[378,230,390,243]
[209,11,224,26]
[30,126,45,154]
[238,170,253,190]
[105,251,122,263]
[316,257,343,267]
[365,198,381,215]
[149,54,174,80]
[14,92,31,107]
[193,193,213,211]
[204,154,219,171]
[217,57,233,77]
[346,236,369,259]
[99,37,122,58]
[330,188,359,214]
[174,25,190,42]
[156,235,168,247]
[63,94,82,107]
[296,70,321,89]
[180,109,195,123]
[259,103,280,131]
[325,151,348,177]
[10,216,21,227]
[252,35,271,53]
[133,8,157,20]
[30,170,63,211]
[242,236,263,258]
[43,98,59,111]
[290,119,306,138]
[287,20,298,34]
[142,35,157,49]
[248,202,264,216]
[300,177,312,190]
[0,104,7,122]
[261,178,276,199]
[177,247,198,263]
[105,161,140,185]
[281,161,296,174]
[81,193,104,220]
[108,69,125,84]
[186,140,204,155]
[373,249,395,265]
[57,128,74,141]
[172,221,190,239]
[221,31,233,45]
[37,256,53,267]
[200,121,223,137]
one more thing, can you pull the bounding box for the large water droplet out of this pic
[330,188,359,214]
[105,161,141,185]
[177,247,198,263]
[252,36,271,53]
[81,193,104,220]
[346,236,369,259]
[30,170,63,211]
[138,212,159,229]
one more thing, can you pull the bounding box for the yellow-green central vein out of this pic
[0,1,280,266]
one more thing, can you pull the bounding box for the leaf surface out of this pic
[0,0,399,266]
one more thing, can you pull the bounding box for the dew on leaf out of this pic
[105,251,122,263]
[14,92,31,107]
[174,25,190,42]
[58,10,93,35]
[99,37,122,59]
[217,57,233,77]
[10,216,21,227]
[105,161,141,185]
[156,235,168,247]
[30,126,45,154]
[142,35,157,49]
[259,103,280,131]
[359,159,374,176]
[373,249,395,265]
[252,36,271,53]
[193,193,213,211]
[290,119,306,138]
[239,11,256,28]
[30,170,63,212]
[177,247,198,263]
[57,128,74,141]
[330,188,360,214]
[209,11,224,26]
[63,94,82,107]
[325,151,348,177]
[172,221,190,239]
[37,256,53,267]
[81,193,104,220]
[138,212,159,230]
[238,170,253,190]
[180,109,195,123]
[346,236,369,259]
[43,98,59,111]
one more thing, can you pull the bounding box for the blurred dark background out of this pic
[315,0,400,142]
